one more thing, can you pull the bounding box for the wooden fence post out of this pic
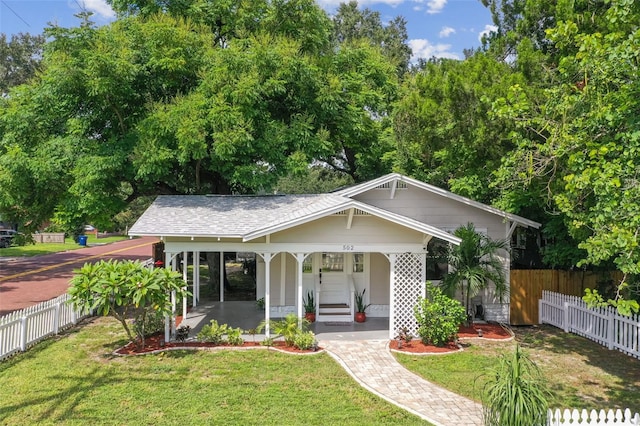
[563,302,569,332]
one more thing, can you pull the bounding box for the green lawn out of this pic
[0,318,429,425]
[0,235,128,257]
[395,325,640,412]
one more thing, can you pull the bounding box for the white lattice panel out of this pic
[391,253,425,337]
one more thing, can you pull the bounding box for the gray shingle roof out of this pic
[128,193,350,238]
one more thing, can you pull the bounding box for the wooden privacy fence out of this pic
[510,269,623,325]
[0,293,91,361]
[539,290,640,359]
[548,408,640,425]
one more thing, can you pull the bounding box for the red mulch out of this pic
[391,323,512,354]
[114,333,321,355]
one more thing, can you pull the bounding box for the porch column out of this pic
[220,251,224,302]
[294,253,306,326]
[193,251,200,307]
[181,251,187,319]
[260,253,274,337]
[388,253,397,340]
[164,251,171,342]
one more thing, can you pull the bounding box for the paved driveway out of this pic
[0,236,158,315]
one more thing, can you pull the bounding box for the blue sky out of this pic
[1,0,495,61]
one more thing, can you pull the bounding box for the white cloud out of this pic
[426,0,447,14]
[478,24,498,41]
[73,0,116,19]
[409,38,459,62]
[439,26,455,38]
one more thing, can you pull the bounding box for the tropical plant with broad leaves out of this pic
[68,259,188,349]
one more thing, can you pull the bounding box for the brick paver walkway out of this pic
[321,339,484,426]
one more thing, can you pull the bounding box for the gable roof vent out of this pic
[375,180,407,190]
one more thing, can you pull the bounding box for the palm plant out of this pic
[441,222,508,319]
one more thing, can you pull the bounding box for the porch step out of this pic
[317,313,353,323]
[319,303,350,315]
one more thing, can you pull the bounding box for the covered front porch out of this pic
[178,300,390,341]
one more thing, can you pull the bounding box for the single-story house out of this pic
[128,173,540,339]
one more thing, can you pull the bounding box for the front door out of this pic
[319,252,347,304]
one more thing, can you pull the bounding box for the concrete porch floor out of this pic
[178,300,390,342]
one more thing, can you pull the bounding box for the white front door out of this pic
[319,252,348,304]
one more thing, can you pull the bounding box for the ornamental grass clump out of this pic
[413,282,466,346]
[483,345,550,426]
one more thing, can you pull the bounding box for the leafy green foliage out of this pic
[392,54,526,203]
[68,259,187,349]
[0,32,45,93]
[355,288,371,313]
[442,223,508,314]
[413,283,466,346]
[198,319,230,344]
[258,313,309,347]
[493,1,640,313]
[482,346,549,426]
[132,308,165,339]
[293,331,317,350]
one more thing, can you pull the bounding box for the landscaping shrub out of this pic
[414,282,466,346]
[226,327,244,346]
[293,331,316,350]
[197,319,229,344]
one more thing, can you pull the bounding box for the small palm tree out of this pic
[441,222,508,319]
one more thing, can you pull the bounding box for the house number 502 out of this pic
[342,244,354,251]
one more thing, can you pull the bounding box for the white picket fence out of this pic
[0,293,91,361]
[539,290,640,359]
[548,408,640,425]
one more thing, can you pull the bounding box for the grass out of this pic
[395,325,640,412]
[0,235,128,257]
[0,318,429,425]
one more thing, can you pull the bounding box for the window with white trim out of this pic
[322,253,343,272]
[353,253,364,273]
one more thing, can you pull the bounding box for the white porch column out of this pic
[220,251,224,302]
[164,251,171,342]
[193,251,200,307]
[182,251,187,320]
[294,253,306,326]
[388,253,397,339]
[260,253,274,337]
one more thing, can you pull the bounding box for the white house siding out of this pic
[353,186,512,323]
[270,215,424,245]
[353,185,506,240]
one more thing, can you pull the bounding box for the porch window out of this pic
[302,256,313,273]
[322,252,343,272]
[426,238,448,280]
[353,253,364,273]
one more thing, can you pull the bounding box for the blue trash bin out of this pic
[78,235,88,246]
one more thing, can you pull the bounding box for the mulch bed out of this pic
[390,323,513,355]
[114,333,323,356]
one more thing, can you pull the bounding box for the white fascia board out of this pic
[127,231,244,239]
[164,241,429,254]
